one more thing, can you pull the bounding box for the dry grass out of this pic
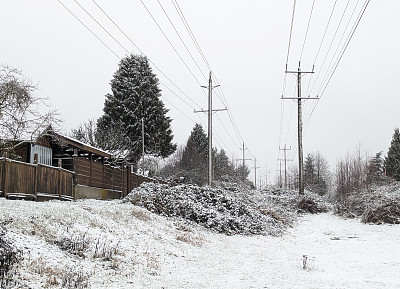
[176,232,205,247]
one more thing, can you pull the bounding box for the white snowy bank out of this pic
[1,195,399,288]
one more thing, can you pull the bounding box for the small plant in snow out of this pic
[56,233,89,257]
[93,237,120,261]
[0,225,23,288]
[61,269,90,289]
[176,232,205,247]
[302,255,315,271]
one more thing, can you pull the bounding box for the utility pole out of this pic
[279,145,292,189]
[238,142,251,184]
[194,71,226,186]
[282,62,318,194]
[265,164,271,188]
[252,158,260,189]
[142,118,145,176]
[276,160,283,188]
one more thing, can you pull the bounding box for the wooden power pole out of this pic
[279,145,292,189]
[252,158,260,189]
[282,63,318,194]
[194,71,226,186]
[238,142,251,184]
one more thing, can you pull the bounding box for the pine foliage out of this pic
[367,151,384,184]
[385,128,400,181]
[97,54,176,162]
[303,152,329,195]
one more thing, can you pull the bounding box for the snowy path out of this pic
[2,198,400,288]
[149,213,400,289]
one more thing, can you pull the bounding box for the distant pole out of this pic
[238,142,251,184]
[279,145,292,189]
[207,72,212,186]
[142,118,145,176]
[242,142,245,182]
[282,63,317,194]
[252,158,260,189]
[195,71,225,186]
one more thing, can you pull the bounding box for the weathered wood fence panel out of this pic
[37,165,58,196]
[72,156,170,198]
[75,157,91,186]
[0,156,169,201]
[74,157,126,193]
[5,159,36,198]
[0,158,74,200]
[0,159,4,195]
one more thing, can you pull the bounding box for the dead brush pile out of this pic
[335,182,400,224]
[124,183,330,236]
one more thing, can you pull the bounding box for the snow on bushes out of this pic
[124,183,330,236]
[335,182,400,224]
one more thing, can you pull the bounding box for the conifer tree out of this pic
[367,151,384,184]
[180,123,208,184]
[385,128,400,180]
[97,54,176,163]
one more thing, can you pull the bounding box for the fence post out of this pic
[1,157,5,197]
[58,159,62,200]
[102,157,105,189]
[89,154,93,187]
[3,157,8,197]
[121,164,124,197]
[33,163,38,198]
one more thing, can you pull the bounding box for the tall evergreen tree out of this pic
[385,128,400,180]
[180,123,208,184]
[304,153,315,186]
[367,151,384,184]
[303,152,329,195]
[214,149,236,181]
[97,54,176,163]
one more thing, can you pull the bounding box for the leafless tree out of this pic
[70,118,98,147]
[335,145,369,197]
[0,65,59,142]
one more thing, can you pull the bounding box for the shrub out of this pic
[0,225,23,288]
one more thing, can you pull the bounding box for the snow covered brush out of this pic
[0,222,23,288]
[124,183,297,236]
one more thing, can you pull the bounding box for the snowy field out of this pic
[1,197,400,288]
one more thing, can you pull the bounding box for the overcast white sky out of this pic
[1,1,399,185]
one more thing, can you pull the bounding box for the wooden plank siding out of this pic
[0,156,169,201]
[74,157,126,193]
[0,158,74,200]
[5,159,36,198]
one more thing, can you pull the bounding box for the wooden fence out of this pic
[73,157,168,197]
[0,156,169,201]
[0,157,74,200]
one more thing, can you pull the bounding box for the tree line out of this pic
[1,54,400,190]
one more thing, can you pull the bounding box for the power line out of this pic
[300,0,315,62]
[310,0,351,96]
[172,0,248,152]
[57,0,120,59]
[91,0,203,110]
[302,0,370,131]
[73,0,130,54]
[285,0,297,70]
[312,0,338,66]
[157,0,208,81]
[140,0,205,88]
[319,0,370,97]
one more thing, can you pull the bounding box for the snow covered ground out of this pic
[1,197,399,288]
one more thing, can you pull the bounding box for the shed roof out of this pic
[42,127,111,159]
